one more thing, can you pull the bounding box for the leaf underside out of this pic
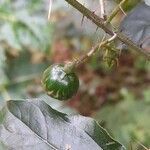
[119,2,150,51]
[0,99,125,150]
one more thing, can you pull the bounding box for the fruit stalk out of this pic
[73,34,117,68]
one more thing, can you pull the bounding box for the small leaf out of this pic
[0,99,125,150]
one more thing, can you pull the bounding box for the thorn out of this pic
[48,0,52,21]
[96,26,99,31]
[119,6,127,16]
[103,15,107,20]
[81,15,85,26]
[92,11,96,14]
[93,27,99,36]
[99,0,107,20]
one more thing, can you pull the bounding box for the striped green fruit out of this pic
[42,64,79,100]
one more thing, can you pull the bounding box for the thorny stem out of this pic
[105,0,127,24]
[65,0,150,60]
[74,34,117,67]
[119,5,127,16]
[64,35,117,71]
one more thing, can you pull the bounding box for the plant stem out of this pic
[65,0,150,60]
[105,0,127,24]
[74,34,117,67]
[64,61,76,73]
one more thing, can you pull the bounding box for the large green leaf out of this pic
[0,100,125,150]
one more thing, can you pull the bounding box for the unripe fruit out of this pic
[42,64,79,100]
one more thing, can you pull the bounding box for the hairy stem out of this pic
[105,0,127,24]
[65,0,150,60]
[74,34,117,67]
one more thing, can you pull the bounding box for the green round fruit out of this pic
[42,64,79,100]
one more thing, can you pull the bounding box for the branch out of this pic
[74,34,117,67]
[65,0,150,60]
[64,34,117,71]
[105,0,127,24]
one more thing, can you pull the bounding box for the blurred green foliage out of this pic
[0,0,54,100]
[95,89,150,149]
[0,0,53,51]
